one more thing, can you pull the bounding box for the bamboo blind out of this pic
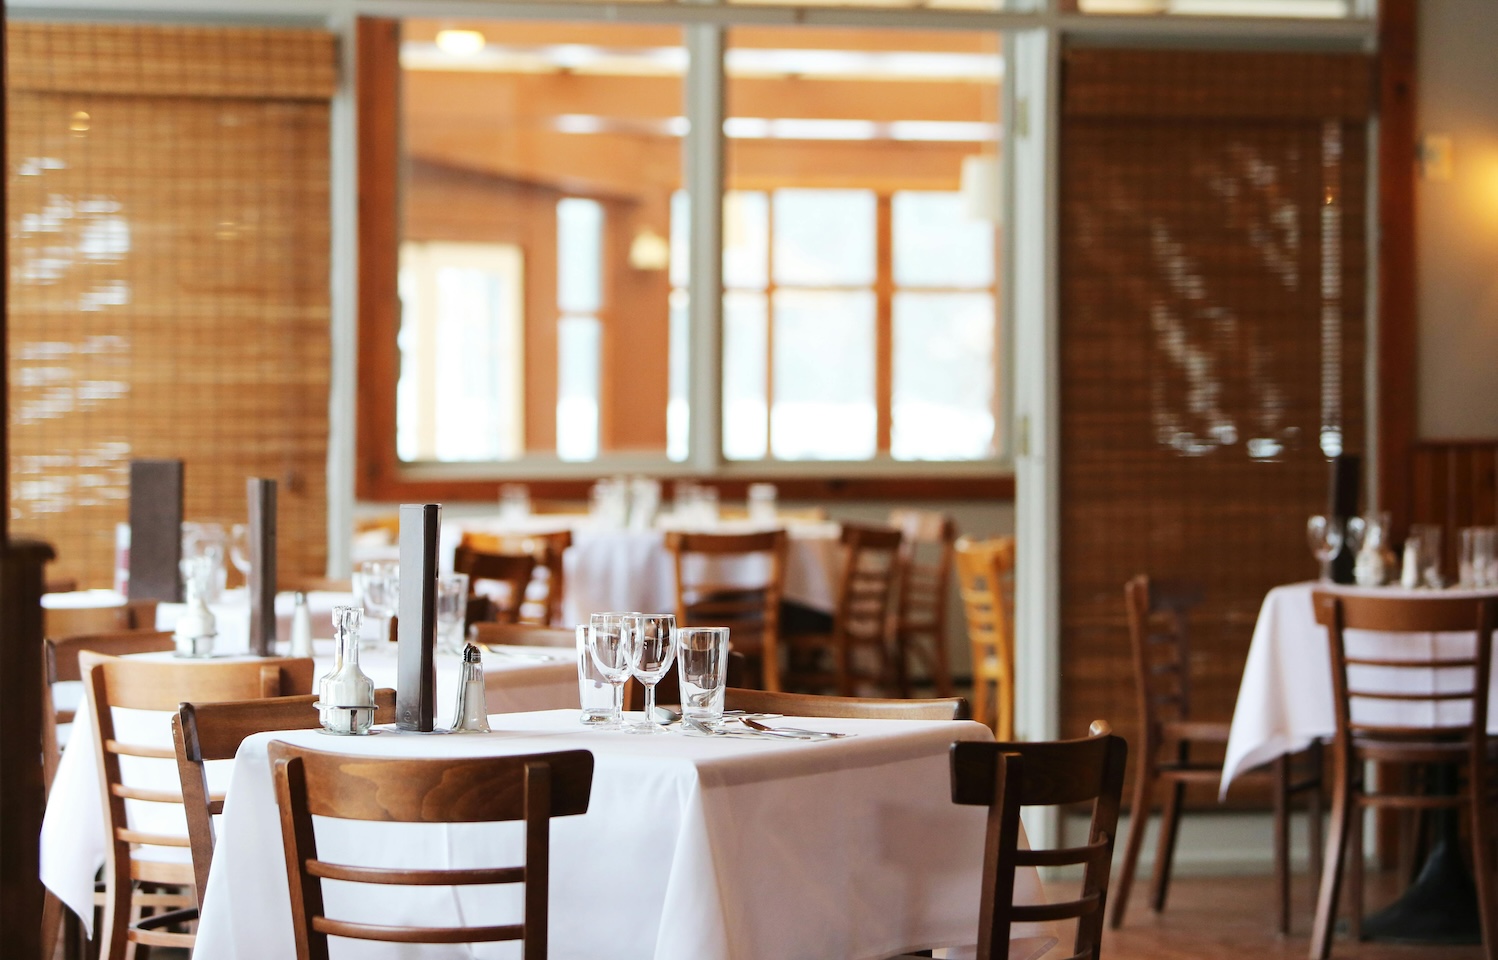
[1059,49,1371,802]
[7,22,336,588]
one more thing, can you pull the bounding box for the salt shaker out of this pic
[450,643,491,734]
[289,591,315,657]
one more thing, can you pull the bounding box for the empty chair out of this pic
[892,721,1128,960]
[1309,591,1498,960]
[44,598,159,640]
[270,743,594,960]
[81,652,315,959]
[459,529,571,626]
[470,622,578,649]
[1110,576,1322,934]
[665,529,788,691]
[723,687,968,721]
[453,545,537,626]
[889,509,958,699]
[953,536,1016,739]
[172,689,397,906]
[785,523,904,697]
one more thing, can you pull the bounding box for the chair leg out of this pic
[1348,802,1364,942]
[1110,762,1155,929]
[42,891,65,960]
[98,865,132,960]
[1274,755,1291,935]
[1150,779,1185,913]
[971,671,991,731]
[1308,741,1325,888]
[1468,782,1497,960]
[1310,766,1353,960]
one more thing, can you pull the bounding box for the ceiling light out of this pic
[435,29,486,57]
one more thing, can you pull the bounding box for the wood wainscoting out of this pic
[1410,439,1498,577]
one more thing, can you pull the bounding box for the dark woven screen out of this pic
[1059,49,1371,800]
[6,23,337,587]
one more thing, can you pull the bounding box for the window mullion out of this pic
[875,193,894,455]
[685,24,725,474]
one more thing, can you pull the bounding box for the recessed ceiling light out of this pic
[435,29,486,57]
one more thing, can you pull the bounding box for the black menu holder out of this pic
[395,503,440,732]
[127,459,184,602]
[1329,454,1361,584]
[246,478,277,656]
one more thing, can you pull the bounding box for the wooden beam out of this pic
[1377,0,1417,536]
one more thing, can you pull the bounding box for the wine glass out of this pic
[357,560,399,648]
[623,613,676,735]
[229,523,252,582]
[1306,515,1344,582]
[587,612,634,730]
[435,572,470,654]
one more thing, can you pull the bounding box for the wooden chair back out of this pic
[664,529,788,691]
[43,630,176,794]
[953,537,1016,738]
[172,689,397,906]
[889,510,958,699]
[830,523,904,694]
[470,622,578,648]
[459,530,571,625]
[1313,591,1497,749]
[45,598,159,639]
[454,545,537,626]
[280,576,354,594]
[1124,575,1205,749]
[723,687,968,721]
[951,721,1128,960]
[80,652,315,956]
[270,743,594,960]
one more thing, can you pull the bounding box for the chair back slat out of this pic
[454,545,538,626]
[952,722,1127,960]
[665,529,787,691]
[1125,576,1204,743]
[953,537,1016,738]
[271,743,593,959]
[458,529,572,626]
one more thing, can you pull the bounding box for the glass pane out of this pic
[723,291,768,460]
[397,242,524,463]
[772,190,876,287]
[668,290,689,463]
[1075,0,1353,16]
[772,290,877,460]
[557,315,600,462]
[893,190,995,288]
[669,190,690,290]
[724,191,769,290]
[557,198,603,314]
[892,292,996,460]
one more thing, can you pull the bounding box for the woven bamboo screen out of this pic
[7,23,337,588]
[1059,49,1371,800]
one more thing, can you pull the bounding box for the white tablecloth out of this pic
[1222,581,1498,793]
[40,643,578,933]
[191,710,1035,960]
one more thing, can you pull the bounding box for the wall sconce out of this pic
[629,228,671,271]
[960,154,1002,225]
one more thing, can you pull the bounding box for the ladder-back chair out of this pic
[889,509,958,699]
[953,536,1017,739]
[665,529,788,691]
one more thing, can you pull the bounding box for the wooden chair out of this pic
[893,721,1127,960]
[785,523,904,697]
[453,545,537,626]
[44,598,158,640]
[664,529,788,691]
[470,622,578,648]
[280,575,354,594]
[1308,591,1498,960]
[1110,575,1322,935]
[43,630,176,796]
[889,509,958,699]
[81,652,315,960]
[953,537,1016,739]
[269,742,594,960]
[459,529,572,626]
[171,689,397,907]
[723,687,968,721]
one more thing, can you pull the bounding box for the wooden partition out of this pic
[1058,48,1372,805]
[1411,440,1498,576]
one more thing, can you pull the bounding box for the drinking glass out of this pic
[434,572,470,654]
[623,613,676,734]
[1408,523,1444,588]
[576,624,618,725]
[747,483,778,525]
[181,521,228,602]
[587,612,634,731]
[1306,515,1344,582]
[1461,527,1498,588]
[357,560,399,648]
[499,484,531,524]
[229,523,252,581]
[677,627,729,724]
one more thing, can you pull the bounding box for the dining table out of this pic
[189,709,1053,960]
[1223,579,1498,943]
[39,601,579,935]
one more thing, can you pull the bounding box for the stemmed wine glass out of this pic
[623,613,676,735]
[434,572,470,655]
[229,523,252,584]
[1306,515,1344,582]
[356,560,399,648]
[587,612,634,730]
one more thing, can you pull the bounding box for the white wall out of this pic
[1416,0,1498,440]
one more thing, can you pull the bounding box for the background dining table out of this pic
[190,709,1048,960]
